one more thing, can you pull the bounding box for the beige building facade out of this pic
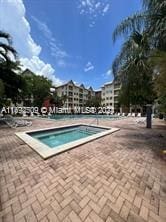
[56,79,121,112]
[55,80,95,108]
[101,80,121,113]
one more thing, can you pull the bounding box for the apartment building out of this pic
[101,79,121,113]
[95,90,101,99]
[22,69,120,112]
[55,80,95,108]
[113,79,121,112]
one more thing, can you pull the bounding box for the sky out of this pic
[0,0,142,90]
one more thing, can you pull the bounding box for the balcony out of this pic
[114,84,121,90]
[68,92,73,97]
[114,98,119,103]
[68,98,73,102]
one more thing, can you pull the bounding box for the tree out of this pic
[0,31,17,63]
[112,0,166,51]
[118,65,155,110]
[150,51,166,112]
[0,31,24,105]
[112,0,166,110]
[112,31,156,109]
[49,92,67,108]
[0,79,4,96]
[85,96,101,107]
[22,73,52,108]
[112,31,150,76]
[0,79,5,107]
[32,75,52,107]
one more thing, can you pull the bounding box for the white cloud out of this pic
[20,56,63,86]
[78,0,111,27]
[103,4,110,14]
[95,2,101,8]
[0,0,41,58]
[0,0,63,86]
[31,16,53,40]
[84,61,94,72]
[106,69,112,76]
[56,59,66,68]
[32,16,68,61]
[102,69,113,79]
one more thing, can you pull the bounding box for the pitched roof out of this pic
[80,84,85,89]
[68,80,75,85]
[88,86,93,91]
[22,68,35,76]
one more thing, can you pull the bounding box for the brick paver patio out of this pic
[0,117,166,222]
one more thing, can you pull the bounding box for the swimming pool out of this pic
[30,126,104,148]
[16,124,119,159]
[46,114,120,120]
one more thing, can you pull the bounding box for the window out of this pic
[69,92,73,96]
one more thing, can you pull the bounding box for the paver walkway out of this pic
[0,118,166,222]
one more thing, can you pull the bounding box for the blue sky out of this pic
[0,0,142,89]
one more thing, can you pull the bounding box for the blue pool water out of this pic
[47,114,119,120]
[30,125,106,148]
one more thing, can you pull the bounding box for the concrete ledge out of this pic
[15,124,120,159]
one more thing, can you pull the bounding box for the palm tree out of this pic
[0,31,17,64]
[150,50,166,112]
[111,1,165,110]
[0,31,24,106]
[112,31,150,76]
[112,30,155,109]
[113,0,166,51]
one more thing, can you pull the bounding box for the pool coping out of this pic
[15,124,120,159]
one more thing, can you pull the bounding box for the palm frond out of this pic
[0,42,17,55]
[143,0,165,11]
[0,30,12,45]
[112,12,146,42]
[0,49,10,63]
[112,30,150,77]
[112,38,134,75]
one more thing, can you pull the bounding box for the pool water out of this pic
[30,126,106,148]
[47,114,119,120]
